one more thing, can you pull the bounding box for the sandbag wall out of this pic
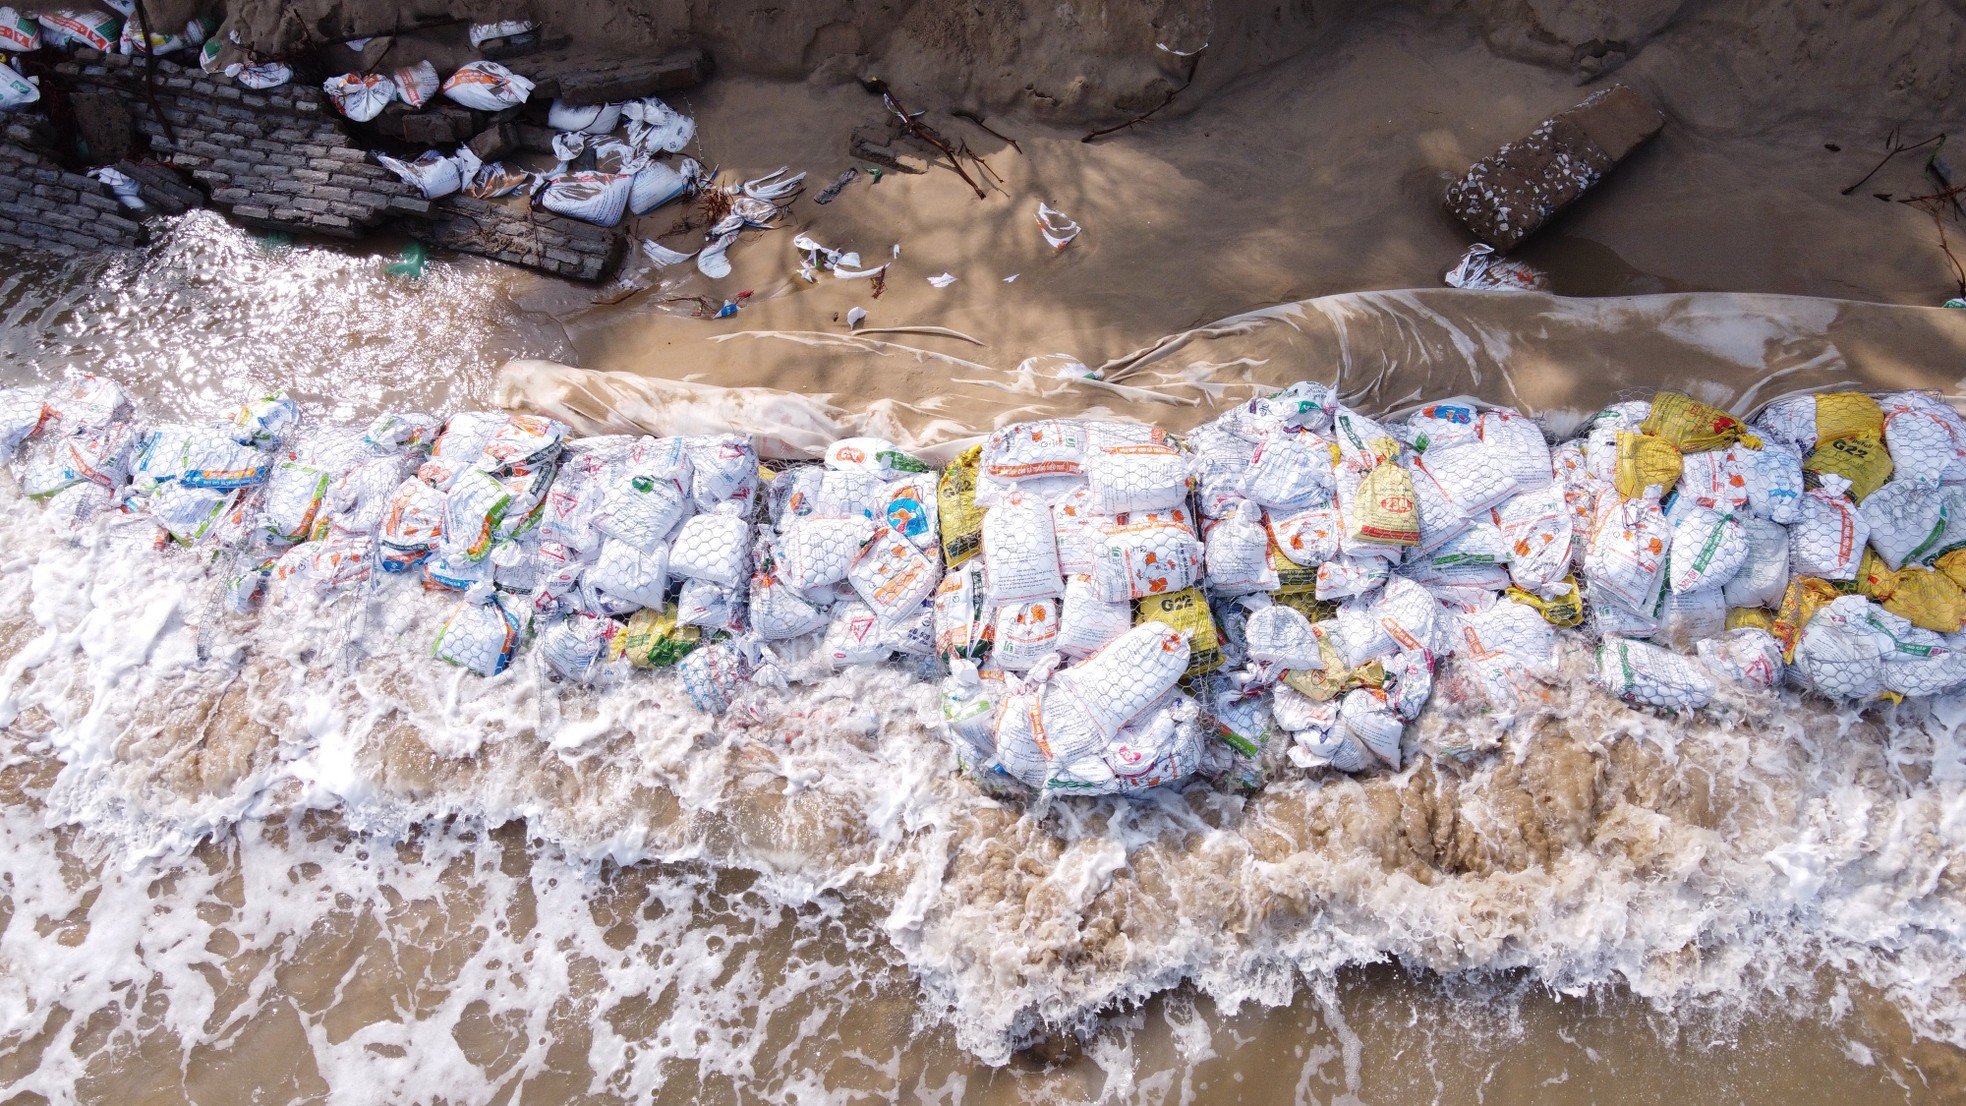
[6,375,1966,799]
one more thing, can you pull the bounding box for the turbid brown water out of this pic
[4,5,1966,1101]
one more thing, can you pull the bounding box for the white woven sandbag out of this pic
[1271,683,1337,734]
[433,596,523,677]
[1089,512,1202,603]
[1584,488,1671,612]
[1401,401,1482,452]
[425,548,492,592]
[593,470,689,553]
[1475,408,1553,490]
[1054,621,1190,739]
[441,467,513,562]
[990,690,1054,787]
[932,564,990,661]
[1454,598,1555,713]
[823,599,890,667]
[940,671,1006,768]
[1084,427,1189,515]
[1243,429,1334,512]
[1656,586,1727,650]
[379,477,445,558]
[1722,517,1791,609]
[1745,440,1805,524]
[1289,728,1375,773]
[149,483,233,544]
[982,495,1065,604]
[1789,477,1869,581]
[548,99,624,135]
[1878,612,1966,696]
[1056,576,1132,658]
[1497,486,1572,597]
[44,374,129,431]
[1677,447,1753,514]
[1791,595,1892,700]
[1667,506,1747,594]
[1753,394,1818,451]
[749,570,829,641]
[768,464,825,527]
[1204,500,1277,594]
[1046,698,1205,795]
[1589,589,1660,641]
[1595,636,1716,712]
[981,420,1087,484]
[1244,603,1321,668]
[1373,575,1443,656]
[323,73,392,121]
[848,526,940,621]
[676,578,742,632]
[391,60,439,107]
[992,599,1061,671]
[129,423,192,493]
[1320,604,1395,669]
[679,641,748,715]
[880,472,939,551]
[536,171,633,228]
[1189,423,1255,520]
[683,434,758,509]
[1049,485,1101,579]
[629,160,694,215]
[0,386,44,464]
[482,415,567,471]
[231,392,300,447]
[1860,478,1948,569]
[442,61,534,110]
[1268,505,1340,566]
[586,537,670,610]
[1316,555,1391,601]
[537,613,616,683]
[880,600,937,656]
[178,427,267,489]
[815,468,886,519]
[1243,380,1338,435]
[1329,407,1401,472]
[1884,402,1966,485]
[539,478,603,551]
[261,461,331,544]
[668,510,753,589]
[376,149,470,200]
[1420,522,1509,572]
[781,515,876,594]
[1696,627,1785,688]
[332,454,412,535]
[1336,688,1404,768]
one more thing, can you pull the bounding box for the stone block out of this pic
[1444,85,1663,250]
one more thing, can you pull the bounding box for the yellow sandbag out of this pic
[1505,577,1586,628]
[937,444,984,568]
[1348,461,1420,546]
[1273,590,1339,624]
[1815,392,1885,443]
[1860,553,1966,632]
[1613,431,1682,499]
[1282,636,1385,701]
[1640,391,1762,453]
[1268,535,1320,595]
[1804,433,1892,502]
[1935,547,1966,593]
[613,605,700,668]
[1772,576,1844,660]
[1726,607,1776,631]
[1135,585,1224,678]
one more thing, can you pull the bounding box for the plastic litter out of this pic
[1443,243,1548,291]
[1036,202,1081,250]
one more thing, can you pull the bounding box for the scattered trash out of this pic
[1036,202,1081,251]
[1003,274,1019,283]
[815,168,860,205]
[468,20,536,48]
[1444,243,1548,292]
[385,242,428,280]
[86,166,141,209]
[742,167,806,201]
[846,306,867,330]
[641,239,696,267]
[928,272,957,288]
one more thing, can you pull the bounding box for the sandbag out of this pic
[1268,505,1340,567]
[683,435,758,510]
[1791,595,1891,700]
[586,537,670,610]
[1243,429,1333,512]
[1244,603,1321,669]
[1135,585,1224,677]
[1860,478,1948,569]
[1336,687,1404,768]
[1613,431,1681,500]
[323,73,392,121]
[1084,429,1189,515]
[442,61,534,111]
[1204,500,1277,594]
[393,60,439,107]
[0,8,39,51]
[1595,637,1716,712]
[536,171,633,227]
[1346,461,1420,547]
[1666,506,1747,595]
[432,596,523,676]
[667,510,752,589]
[822,600,889,667]
[36,10,118,51]
[1695,627,1785,688]
[1789,476,1869,581]
[1584,488,1671,612]
[1053,621,1189,739]
[993,599,1060,671]
[1805,434,1892,502]
[780,515,876,594]
[848,526,940,621]
[937,444,985,567]
[749,569,829,641]
[548,99,624,135]
[537,613,617,683]
[1721,516,1791,609]
[1497,486,1572,597]
[980,495,1064,604]
[629,160,694,215]
[1640,391,1759,453]
[593,471,689,553]
[1089,510,1203,602]
[1056,575,1131,658]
